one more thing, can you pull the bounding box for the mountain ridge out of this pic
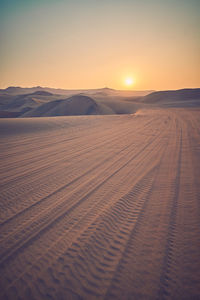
[0,86,154,96]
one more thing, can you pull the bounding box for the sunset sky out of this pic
[0,0,199,90]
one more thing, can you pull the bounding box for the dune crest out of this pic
[0,87,199,118]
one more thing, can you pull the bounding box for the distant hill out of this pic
[28,91,53,96]
[0,87,150,117]
[0,86,153,97]
[0,94,40,117]
[0,86,43,95]
[0,87,199,118]
[0,90,64,116]
[141,88,200,107]
[21,95,104,117]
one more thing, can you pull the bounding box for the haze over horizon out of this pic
[1,0,200,90]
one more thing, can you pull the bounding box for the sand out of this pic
[1,88,199,118]
[0,108,200,299]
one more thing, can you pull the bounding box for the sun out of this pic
[124,77,134,87]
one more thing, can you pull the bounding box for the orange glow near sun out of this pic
[124,77,134,87]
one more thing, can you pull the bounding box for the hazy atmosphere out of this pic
[0,1,200,299]
[1,0,200,90]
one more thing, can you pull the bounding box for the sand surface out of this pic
[0,108,200,299]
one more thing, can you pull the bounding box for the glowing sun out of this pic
[124,77,134,87]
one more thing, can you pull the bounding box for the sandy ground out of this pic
[0,108,200,300]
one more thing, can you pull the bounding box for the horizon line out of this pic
[1,85,200,92]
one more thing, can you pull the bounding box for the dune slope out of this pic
[21,95,111,117]
[0,108,200,299]
[141,88,200,107]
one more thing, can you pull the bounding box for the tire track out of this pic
[156,122,182,300]
[0,118,149,227]
[0,115,164,233]
[1,109,199,300]
[2,162,159,299]
[0,116,166,296]
[0,123,163,266]
[0,115,167,298]
[0,115,157,216]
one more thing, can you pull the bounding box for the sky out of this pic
[0,0,200,90]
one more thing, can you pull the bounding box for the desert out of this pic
[0,87,200,299]
[1,0,200,298]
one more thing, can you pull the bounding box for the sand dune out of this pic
[0,108,199,299]
[21,95,106,117]
[0,86,153,97]
[0,88,199,117]
[0,91,64,117]
[0,88,141,117]
[141,88,200,107]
